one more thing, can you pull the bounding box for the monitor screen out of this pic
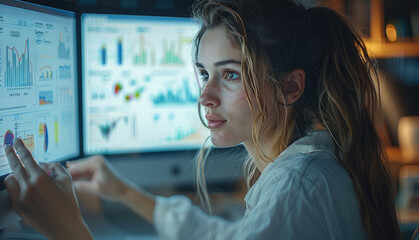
[0,0,79,178]
[82,13,209,155]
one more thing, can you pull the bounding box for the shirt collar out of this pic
[276,130,335,160]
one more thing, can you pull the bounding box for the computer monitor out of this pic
[0,0,79,228]
[81,13,243,189]
[82,13,209,155]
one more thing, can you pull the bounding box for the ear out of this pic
[282,69,305,105]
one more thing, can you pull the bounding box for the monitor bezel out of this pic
[0,0,81,188]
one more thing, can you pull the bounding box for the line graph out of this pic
[5,38,34,87]
[39,65,54,80]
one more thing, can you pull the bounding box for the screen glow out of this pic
[82,14,209,154]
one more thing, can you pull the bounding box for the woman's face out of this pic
[197,25,254,148]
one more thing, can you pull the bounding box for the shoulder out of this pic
[246,150,354,206]
[265,150,348,189]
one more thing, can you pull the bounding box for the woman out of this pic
[4,0,401,239]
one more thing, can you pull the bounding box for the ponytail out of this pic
[302,7,401,240]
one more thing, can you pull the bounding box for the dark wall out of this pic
[22,0,196,17]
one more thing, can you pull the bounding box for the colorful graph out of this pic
[22,134,35,153]
[57,87,73,105]
[114,83,122,95]
[39,65,53,80]
[133,35,156,65]
[5,38,34,87]
[152,79,198,105]
[166,127,204,142]
[161,38,185,65]
[58,32,70,59]
[124,88,143,102]
[39,90,53,105]
[90,116,128,140]
[39,123,48,152]
[3,130,35,153]
[4,130,14,146]
[58,65,71,79]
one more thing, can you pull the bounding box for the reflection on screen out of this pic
[0,1,79,176]
[82,14,209,154]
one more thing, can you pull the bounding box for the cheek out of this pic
[230,90,253,120]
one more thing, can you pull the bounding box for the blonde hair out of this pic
[192,1,400,239]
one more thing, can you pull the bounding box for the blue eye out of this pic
[223,71,240,81]
[199,70,209,82]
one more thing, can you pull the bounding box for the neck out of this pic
[243,137,275,172]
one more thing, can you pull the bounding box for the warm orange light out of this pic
[386,24,397,42]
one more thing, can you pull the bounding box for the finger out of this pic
[13,138,42,174]
[4,174,21,206]
[66,156,103,180]
[50,163,71,180]
[38,162,50,174]
[5,144,28,181]
[73,180,99,194]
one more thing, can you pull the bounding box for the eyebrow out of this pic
[195,59,241,68]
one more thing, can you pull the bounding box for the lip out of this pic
[205,114,227,129]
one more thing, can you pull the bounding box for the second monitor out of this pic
[82,13,209,155]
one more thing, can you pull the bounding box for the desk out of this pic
[1,165,418,239]
[0,184,246,240]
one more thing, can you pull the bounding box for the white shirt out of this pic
[153,131,369,240]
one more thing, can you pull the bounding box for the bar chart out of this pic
[5,38,33,88]
[151,78,198,105]
[39,65,54,80]
[58,32,70,59]
[58,65,71,79]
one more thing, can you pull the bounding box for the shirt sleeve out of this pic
[153,195,242,240]
[237,171,329,240]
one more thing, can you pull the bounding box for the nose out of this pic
[199,77,220,108]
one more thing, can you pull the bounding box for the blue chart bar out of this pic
[117,38,123,65]
[58,32,70,59]
[5,38,33,87]
[58,65,71,79]
[152,78,198,105]
[101,44,107,65]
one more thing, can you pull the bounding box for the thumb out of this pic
[66,156,104,180]
[73,180,100,195]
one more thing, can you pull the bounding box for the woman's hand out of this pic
[66,155,131,202]
[67,155,156,223]
[4,138,93,240]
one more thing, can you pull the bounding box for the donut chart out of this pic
[4,130,14,146]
